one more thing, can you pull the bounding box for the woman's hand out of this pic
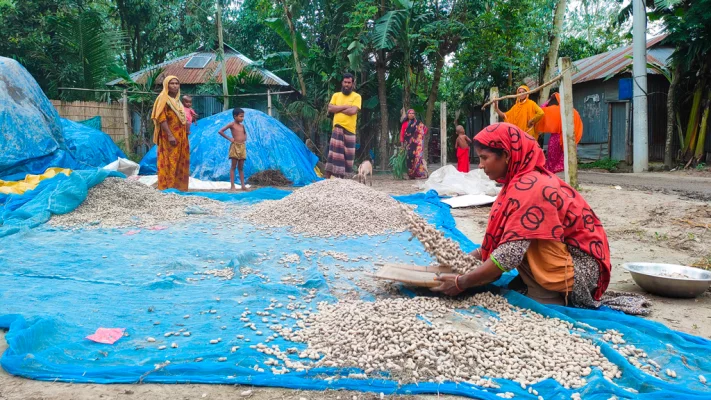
[167,134,177,146]
[431,274,464,296]
[470,248,482,261]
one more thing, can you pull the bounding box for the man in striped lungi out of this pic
[325,73,362,178]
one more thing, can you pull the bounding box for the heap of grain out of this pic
[243,179,407,237]
[400,204,481,273]
[50,178,226,228]
[267,293,620,389]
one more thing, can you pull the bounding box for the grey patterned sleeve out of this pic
[490,240,531,272]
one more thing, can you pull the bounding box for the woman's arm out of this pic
[160,120,177,145]
[431,260,503,296]
[432,240,531,296]
[494,101,507,121]
[528,102,545,127]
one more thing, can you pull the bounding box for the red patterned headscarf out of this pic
[474,123,611,300]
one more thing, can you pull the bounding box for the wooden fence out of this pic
[51,100,129,144]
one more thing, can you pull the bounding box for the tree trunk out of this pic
[281,1,307,97]
[664,64,682,168]
[424,55,446,163]
[377,50,389,170]
[540,0,567,104]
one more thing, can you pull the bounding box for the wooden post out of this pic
[440,101,447,166]
[489,87,499,123]
[558,57,577,187]
[122,89,130,154]
[267,89,272,116]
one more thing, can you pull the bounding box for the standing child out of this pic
[181,95,198,135]
[218,108,248,191]
[455,125,471,173]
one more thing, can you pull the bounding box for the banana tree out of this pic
[372,0,429,112]
[109,66,164,154]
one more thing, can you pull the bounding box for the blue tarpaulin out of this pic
[0,57,127,178]
[61,118,126,168]
[0,173,710,399]
[139,109,319,186]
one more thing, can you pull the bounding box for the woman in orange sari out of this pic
[151,76,190,191]
[494,85,545,140]
[535,92,584,173]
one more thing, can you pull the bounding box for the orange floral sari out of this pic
[152,76,189,191]
[155,107,190,191]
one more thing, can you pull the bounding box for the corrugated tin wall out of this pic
[573,75,673,162]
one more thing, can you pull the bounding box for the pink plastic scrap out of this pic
[86,328,125,344]
[124,230,141,236]
[148,225,168,231]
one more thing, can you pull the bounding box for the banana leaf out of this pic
[389,146,407,179]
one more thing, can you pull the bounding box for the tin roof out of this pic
[573,35,672,84]
[107,45,291,88]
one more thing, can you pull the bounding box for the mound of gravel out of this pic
[50,178,227,228]
[243,179,407,237]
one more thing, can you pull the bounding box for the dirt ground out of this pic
[2,172,710,400]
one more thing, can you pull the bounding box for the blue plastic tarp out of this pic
[61,118,126,168]
[0,57,65,175]
[139,109,319,186]
[0,180,710,399]
[0,169,122,238]
[0,57,126,178]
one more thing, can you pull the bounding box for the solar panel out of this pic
[184,55,211,69]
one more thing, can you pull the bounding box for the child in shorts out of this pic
[218,108,247,191]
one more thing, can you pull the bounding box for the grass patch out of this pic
[692,254,711,271]
[579,158,619,172]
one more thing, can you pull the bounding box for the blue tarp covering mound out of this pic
[0,57,66,176]
[0,57,126,178]
[0,178,710,399]
[139,109,319,186]
[61,118,126,168]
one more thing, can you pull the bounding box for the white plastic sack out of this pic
[418,165,499,197]
[103,157,140,177]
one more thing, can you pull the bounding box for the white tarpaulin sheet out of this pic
[418,165,499,197]
[442,194,497,208]
[132,175,251,191]
[102,157,140,177]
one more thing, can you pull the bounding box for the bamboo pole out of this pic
[267,89,273,116]
[58,87,294,98]
[559,57,577,187]
[122,89,130,153]
[481,71,570,110]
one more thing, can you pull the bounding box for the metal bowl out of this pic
[622,262,711,298]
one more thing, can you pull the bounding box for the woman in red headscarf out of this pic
[400,109,428,179]
[432,123,649,315]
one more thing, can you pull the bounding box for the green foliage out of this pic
[578,158,619,172]
[389,146,407,179]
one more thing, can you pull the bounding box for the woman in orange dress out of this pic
[494,85,545,140]
[151,76,190,191]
